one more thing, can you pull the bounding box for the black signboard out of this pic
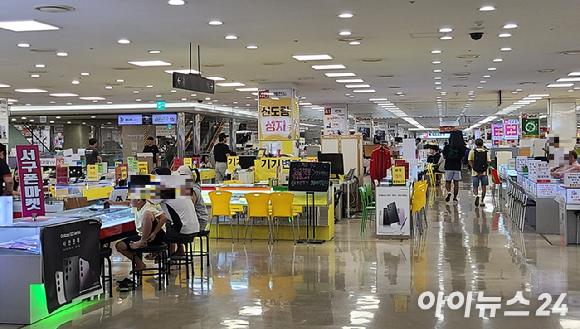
[172,72,215,94]
[288,162,331,192]
[41,218,102,313]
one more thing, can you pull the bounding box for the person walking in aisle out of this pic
[213,133,231,182]
[468,138,491,207]
[442,131,467,204]
[85,138,102,165]
[143,136,161,168]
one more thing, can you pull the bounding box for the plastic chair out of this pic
[490,168,501,198]
[411,182,428,236]
[364,183,375,206]
[270,192,299,244]
[359,187,375,234]
[425,164,436,187]
[244,193,272,244]
[208,190,235,243]
[223,180,243,184]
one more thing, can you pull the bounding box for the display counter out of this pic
[200,184,335,241]
[556,187,580,245]
[13,200,64,218]
[52,180,115,201]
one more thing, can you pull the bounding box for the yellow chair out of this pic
[425,164,436,187]
[223,180,243,184]
[270,192,299,244]
[244,193,272,244]
[411,182,428,236]
[208,190,235,243]
[229,204,245,241]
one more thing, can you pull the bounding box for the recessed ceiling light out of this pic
[339,31,352,36]
[79,96,106,101]
[117,39,131,44]
[34,64,45,68]
[17,43,30,48]
[477,86,484,89]
[492,58,503,63]
[208,20,223,25]
[431,50,442,54]
[325,72,355,77]
[245,96,252,99]
[432,61,442,64]
[136,99,141,102]
[181,98,187,101]
[345,84,371,88]
[205,77,226,81]
[352,89,376,93]
[349,41,361,45]
[156,95,161,98]
[503,23,518,29]
[336,79,364,83]
[434,77,442,80]
[171,90,177,93]
[128,60,172,67]
[145,85,154,88]
[148,50,161,54]
[440,35,453,40]
[293,54,333,61]
[133,90,139,94]
[116,79,124,82]
[433,69,442,73]
[49,101,56,104]
[225,35,238,40]
[434,82,442,85]
[498,33,512,38]
[439,28,453,33]
[217,82,245,87]
[556,77,580,82]
[246,45,258,49]
[515,88,523,91]
[500,47,512,52]
[312,64,346,70]
[488,68,497,71]
[568,72,580,76]
[30,74,40,78]
[235,87,259,92]
[479,80,487,83]
[15,88,47,93]
[56,52,68,57]
[168,0,185,5]
[479,5,496,11]
[0,20,59,32]
[50,93,78,97]
[67,121,71,124]
[435,87,442,90]
[338,13,354,18]
[483,75,491,78]
[105,86,113,90]
[191,94,197,96]
[72,80,80,84]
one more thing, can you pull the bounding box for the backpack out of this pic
[472,150,488,173]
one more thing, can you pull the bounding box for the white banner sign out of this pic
[323,107,347,135]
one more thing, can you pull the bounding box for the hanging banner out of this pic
[323,107,348,135]
[0,98,8,144]
[492,123,504,141]
[258,88,300,154]
[504,119,519,140]
[522,115,540,139]
[16,145,45,218]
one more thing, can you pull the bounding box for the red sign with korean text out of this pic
[16,145,45,217]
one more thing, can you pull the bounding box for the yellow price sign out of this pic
[184,158,192,168]
[392,166,406,185]
[138,162,148,175]
[87,165,99,181]
[227,156,239,173]
[121,166,128,180]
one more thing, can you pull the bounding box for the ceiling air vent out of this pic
[202,63,225,68]
[35,5,75,13]
[30,48,57,53]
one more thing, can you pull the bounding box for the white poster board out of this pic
[375,185,411,237]
[402,139,416,161]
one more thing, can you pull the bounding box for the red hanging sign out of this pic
[16,145,45,218]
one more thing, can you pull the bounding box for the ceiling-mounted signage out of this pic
[152,113,177,125]
[118,114,143,125]
[172,73,215,94]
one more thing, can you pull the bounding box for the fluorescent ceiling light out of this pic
[0,20,59,32]
[339,31,352,36]
[498,33,512,38]
[493,58,503,62]
[336,79,364,83]
[35,64,45,68]
[325,72,355,77]
[105,86,113,89]
[547,83,574,87]
[128,60,172,67]
[117,39,131,44]
[439,28,453,33]
[168,0,186,5]
[479,6,496,11]
[56,52,68,57]
[208,20,223,25]
[345,84,370,88]
[299,102,312,106]
[79,97,106,101]
[352,89,376,93]
[311,64,346,70]
[246,45,258,49]
[568,72,580,76]
[236,87,259,92]
[0,84,10,88]
[349,41,361,45]
[206,76,225,81]
[503,23,518,29]
[292,54,333,61]
[369,98,388,101]
[431,50,442,54]
[488,68,497,71]
[433,69,442,73]
[164,69,201,74]
[50,93,78,97]
[217,82,245,87]
[501,47,512,51]
[528,94,550,97]
[338,13,354,18]
[72,80,80,85]
[17,43,30,48]
[225,35,238,40]
[148,50,161,54]
[15,88,47,93]
[440,36,452,40]
[557,77,580,82]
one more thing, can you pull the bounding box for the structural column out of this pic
[176,112,186,160]
[547,100,577,167]
[193,114,202,155]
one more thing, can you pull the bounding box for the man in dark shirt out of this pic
[85,138,101,166]
[213,133,231,181]
[0,143,13,195]
[143,137,160,167]
[442,131,467,203]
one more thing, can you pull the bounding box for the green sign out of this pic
[522,118,539,138]
[156,101,166,111]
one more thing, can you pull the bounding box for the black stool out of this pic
[192,230,210,274]
[100,247,113,298]
[132,243,169,290]
[165,236,195,279]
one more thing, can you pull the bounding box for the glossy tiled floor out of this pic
[9,177,580,328]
